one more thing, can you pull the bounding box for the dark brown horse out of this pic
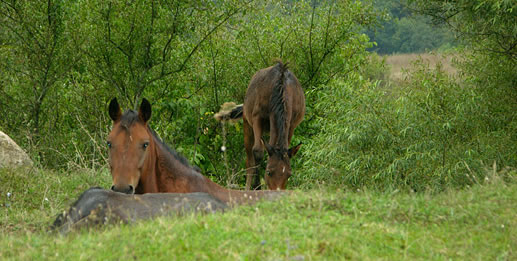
[107,98,283,204]
[215,62,305,190]
[51,187,227,234]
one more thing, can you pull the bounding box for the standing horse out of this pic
[215,62,305,190]
[107,98,283,204]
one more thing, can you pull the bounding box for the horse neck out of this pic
[153,144,283,203]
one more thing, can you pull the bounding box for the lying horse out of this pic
[51,187,227,234]
[107,98,284,204]
[215,61,305,190]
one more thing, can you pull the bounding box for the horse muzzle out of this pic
[111,184,135,194]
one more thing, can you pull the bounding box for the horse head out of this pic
[107,98,153,194]
[264,141,301,190]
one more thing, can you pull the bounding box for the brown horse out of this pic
[107,98,283,204]
[215,62,305,190]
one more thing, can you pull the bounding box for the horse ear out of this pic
[109,98,122,122]
[288,142,302,158]
[139,98,152,123]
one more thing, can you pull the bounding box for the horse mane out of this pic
[120,110,139,130]
[148,128,197,171]
[269,61,289,149]
[119,110,196,171]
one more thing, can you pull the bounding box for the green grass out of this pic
[1,168,515,260]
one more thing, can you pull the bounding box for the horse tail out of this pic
[214,102,243,122]
[276,60,289,77]
[271,61,289,106]
[270,61,289,141]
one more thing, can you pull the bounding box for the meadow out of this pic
[384,53,458,81]
[1,167,516,260]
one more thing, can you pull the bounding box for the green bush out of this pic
[1,0,515,193]
[0,0,378,189]
[294,55,517,192]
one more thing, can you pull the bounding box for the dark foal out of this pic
[51,187,227,234]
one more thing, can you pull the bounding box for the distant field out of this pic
[1,168,515,260]
[385,53,459,81]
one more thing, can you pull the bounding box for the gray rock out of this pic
[0,131,33,168]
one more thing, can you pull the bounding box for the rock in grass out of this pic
[0,131,33,168]
[51,187,228,234]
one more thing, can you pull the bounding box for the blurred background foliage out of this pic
[366,0,456,54]
[0,0,515,191]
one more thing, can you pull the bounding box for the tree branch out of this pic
[148,6,244,85]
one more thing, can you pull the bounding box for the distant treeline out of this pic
[367,0,456,54]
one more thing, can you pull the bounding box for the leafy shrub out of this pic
[294,55,517,192]
[0,0,378,188]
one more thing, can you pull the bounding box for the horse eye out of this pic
[142,142,149,149]
[107,141,112,148]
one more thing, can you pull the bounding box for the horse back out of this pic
[51,187,227,234]
[243,64,305,121]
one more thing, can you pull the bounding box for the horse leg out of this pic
[287,125,295,145]
[250,117,265,190]
[288,111,303,144]
[243,120,258,190]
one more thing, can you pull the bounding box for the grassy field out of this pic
[384,53,459,82]
[1,167,515,260]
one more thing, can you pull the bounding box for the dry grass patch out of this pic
[385,53,459,81]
